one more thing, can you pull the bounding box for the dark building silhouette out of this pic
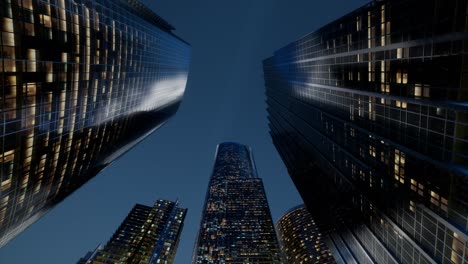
[276,205,335,264]
[78,199,187,264]
[192,142,282,263]
[264,0,467,263]
[0,0,190,246]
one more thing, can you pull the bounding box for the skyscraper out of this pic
[264,0,467,263]
[192,142,282,263]
[78,199,187,264]
[276,205,335,264]
[0,0,190,246]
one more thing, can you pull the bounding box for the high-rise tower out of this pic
[276,205,335,264]
[78,199,187,264]
[264,0,467,263]
[192,142,282,263]
[0,0,190,246]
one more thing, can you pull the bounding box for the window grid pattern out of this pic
[193,143,282,264]
[276,205,335,264]
[0,0,190,246]
[78,200,187,264]
[264,0,467,263]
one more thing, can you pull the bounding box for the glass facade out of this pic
[192,142,282,264]
[78,199,187,264]
[0,0,190,246]
[264,0,467,263]
[276,205,335,264]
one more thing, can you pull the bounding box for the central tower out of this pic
[192,142,282,263]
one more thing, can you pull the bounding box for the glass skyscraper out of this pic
[0,0,190,246]
[192,142,282,264]
[264,0,467,263]
[276,205,335,264]
[78,199,187,264]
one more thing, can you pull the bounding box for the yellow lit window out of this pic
[402,72,408,84]
[40,14,52,28]
[441,197,448,212]
[409,200,415,212]
[2,18,14,32]
[423,85,430,97]
[411,179,417,191]
[46,62,53,82]
[1,178,11,192]
[2,32,15,46]
[451,232,463,264]
[415,84,422,96]
[397,48,403,59]
[430,190,443,207]
[394,149,405,184]
[369,146,376,157]
[22,0,34,10]
[62,52,68,62]
[27,49,37,72]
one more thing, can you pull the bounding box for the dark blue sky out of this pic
[0,0,367,263]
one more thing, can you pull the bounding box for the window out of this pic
[396,70,408,84]
[409,200,415,212]
[414,84,429,97]
[397,48,403,59]
[1,32,15,46]
[40,14,52,28]
[415,84,422,96]
[22,0,34,10]
[2,18,14,32]
[402,72,408,84]
[27,49,37,72]
[394,149,405,184]
[356,16,362,31]
[423,85,430,97]
[369,145,376,157]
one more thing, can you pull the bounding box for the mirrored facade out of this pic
[276,205,335,264]
[264,0,467,263]
[0,0,190,246]
[78,199,187,264]
[192,142,282,264]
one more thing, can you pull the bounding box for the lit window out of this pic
[402,72,408,84]
[40,14,52,28]
[451,232,463,264]
[414,84,422,96]
[46,62,53,82]
[369,146,376,157]
[22,0,34,10]
[2,18,13,32]
[62,52,68,62]
[409,200,415,212]
[394,149,405,184]
[423,85,430,97]
[356,16,362,31]
[2,32,15,46]
[397,48,402,59]
[27,49,37,72]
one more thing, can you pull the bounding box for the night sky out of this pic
[0,0,367,263]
